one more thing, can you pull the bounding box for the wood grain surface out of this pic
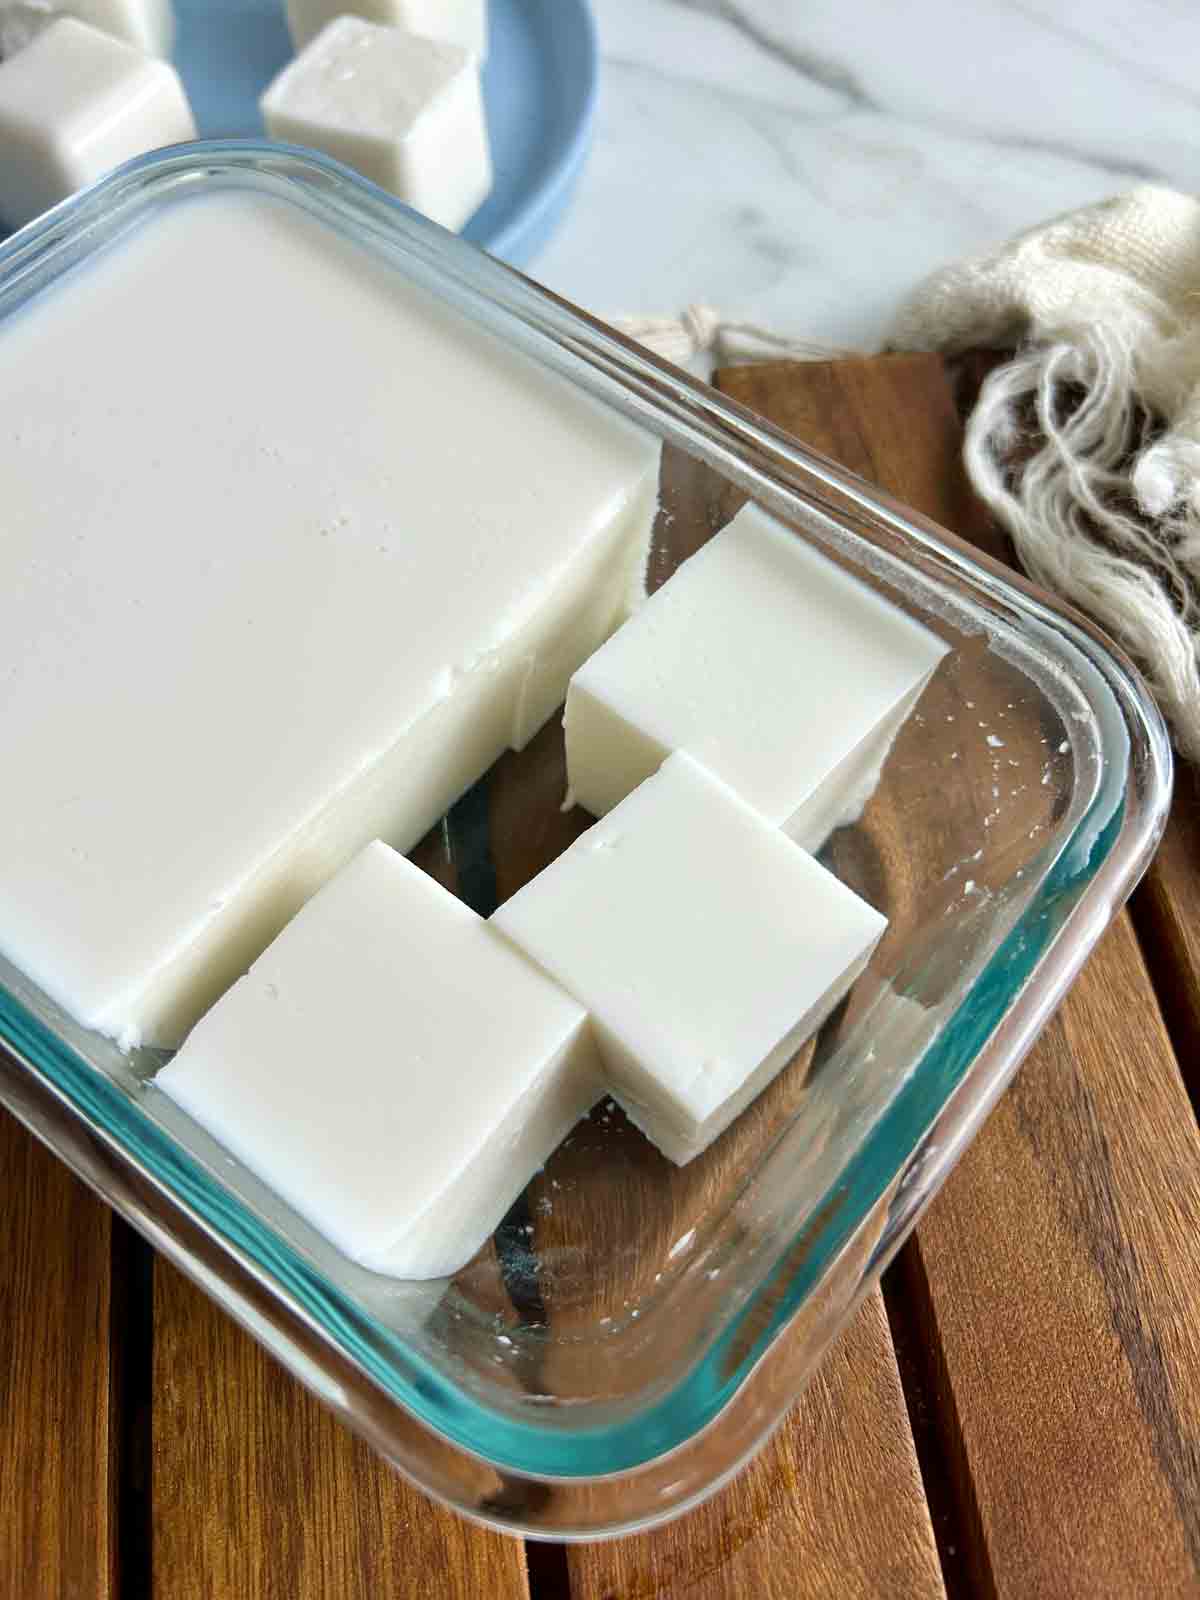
[568,1293,943,1600]
[565,356,969,1599]
[1133,765,1200,1102]
[8,347,1200,1600]
[898,915,1200,1598]
[722,353,1200,1599]
[0,1107,114,1600]
[719,353,1007,566]
[151,1259,531,1600]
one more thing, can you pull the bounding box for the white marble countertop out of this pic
[531,0,1196,351]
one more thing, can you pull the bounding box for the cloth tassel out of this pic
[610,305,854,367]
[613,186,1200,763]
[891,186,1200,763]
[963,323,1200,764]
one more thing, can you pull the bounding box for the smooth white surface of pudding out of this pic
[0,187,659,1048]
[0,0,174,58]
[157,841,601,1280]
[262,16,491,232]
[287,0,487,59]
[492,753,887,1163]
[565,501,949,849]
[0,16,193,228]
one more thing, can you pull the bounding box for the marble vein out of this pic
[532,0,1200,350]
[685,0,875,108]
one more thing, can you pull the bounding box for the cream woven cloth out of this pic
[891,186,1200,763]
[617,187,1200,761]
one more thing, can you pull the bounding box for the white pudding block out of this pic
[492,754,887,1164]
[286,0,487,59]
[68,0,173,51]
[0,0,174,59]
[261,17,491,233]
[0,16,193,228]
[0,188,659,1049]
[565,502,950,850]
[0,4,54,56]
[157,842,601,1280]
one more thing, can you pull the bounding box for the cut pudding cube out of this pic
[157,842,601,1280]
[261,16,491,232]
[0,189,658,1050]
[0,0,174,58]
[70,0,174,51]
[492,754,886,1164]
[565,502,950,850]
[0,3,55,55]
[0,16,193,228]
[286,0,487,59]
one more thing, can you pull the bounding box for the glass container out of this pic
[0,142,1173,1540]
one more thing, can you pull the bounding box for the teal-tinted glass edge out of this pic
[0,140,1168,1482]
[0,795,1117,1479]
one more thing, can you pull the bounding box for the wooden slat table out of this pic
[6,351,1200,1598]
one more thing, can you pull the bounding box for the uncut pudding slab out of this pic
[0,187,659,1050]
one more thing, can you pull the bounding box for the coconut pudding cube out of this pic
[0,16,193,228]
[0,0,174,59]
[565,502,950,850]
[73,0,174,51]
[492,754,886,1164]
[286,0,487,59]
[261,16,491,232]
[157,842,602,1280]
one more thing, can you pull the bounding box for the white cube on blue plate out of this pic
[286,0,487,59]
[261,15,492,232]
[0,0,174,58]
[493,753,887,1164]
[157,842,602,1280]
[0,16,193,229]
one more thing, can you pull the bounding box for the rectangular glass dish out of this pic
[0,143,1172,1541]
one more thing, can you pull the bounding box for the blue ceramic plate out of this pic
[171,0,598,265]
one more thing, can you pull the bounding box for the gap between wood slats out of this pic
[1127,770,1200,1128]
[111,1220,155,1599]
[881,1259,996,1600]
[947,347,1200,1125]
[522,349,1200,1593]
[446,780,574,1596]
[718,352,998,1600]
[524,1540,572,1599]
[892,352,1200,1593]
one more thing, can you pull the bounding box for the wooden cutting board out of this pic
[5,352,1200,1599]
